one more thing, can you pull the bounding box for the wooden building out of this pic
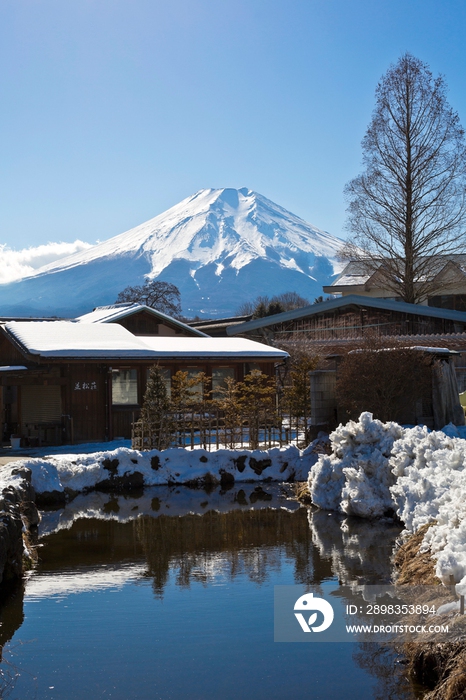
[323,255,466,309]
[227,295,466,346]
[226,295,466,432]
[0,304,287,446]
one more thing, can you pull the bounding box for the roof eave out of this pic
[227,294,466,335]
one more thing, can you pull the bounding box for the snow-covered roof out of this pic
[328,255,466,289]
[2,321,288,361]
[0,365,28,371]
[140,336,288,359]
[75,303,208,337]
[4,321,154,358]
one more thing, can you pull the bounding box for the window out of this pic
[211,367,235,399]
[243,363,261,376]
[429,295,466,311]
[112,369,138,405]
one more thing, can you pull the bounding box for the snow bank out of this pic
[1,443,319,497]
[390,427,466,590]
[308,412,466,592]
[308,412,403,518]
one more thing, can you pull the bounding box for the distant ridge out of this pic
[0,188,344,318]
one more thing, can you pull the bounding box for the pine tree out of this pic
[237,370,276,449]
[140,365,173,449]
[214,377,243,448]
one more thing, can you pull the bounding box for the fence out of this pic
[131,405,312,451]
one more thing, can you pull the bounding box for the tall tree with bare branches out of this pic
[116,280,181,317]
[344,53,466,304]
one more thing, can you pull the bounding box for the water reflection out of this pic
[38,483,301,537]
[310,509,402,585]
[136,507,332,595]
[0,486,418,700]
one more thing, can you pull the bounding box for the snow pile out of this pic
[2,443,318,497]
[390,427,466,589]
[308,412,466,591]
[308,412,403,518]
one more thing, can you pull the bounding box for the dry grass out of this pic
[405,641,466,699]
[394,524,466,699]
[293,481,312,505]
[394,523,440,585]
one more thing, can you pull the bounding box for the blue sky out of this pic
[1,0,466,259]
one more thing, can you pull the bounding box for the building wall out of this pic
[106,360,275,440]
[65,364,109,443]
[113,311,193,337]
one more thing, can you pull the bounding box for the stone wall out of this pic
[0,467,39,587]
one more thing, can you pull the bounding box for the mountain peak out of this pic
[0,188,344,318]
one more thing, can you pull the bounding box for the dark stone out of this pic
[151,456,160,471]
[199,455,208,463]
[248,458,272,476]
[103,497,120,514]
[234,489,248,506]
[151,497,161,511]
[233,455,247,473]
[10,467,32,483]
[219,470,235,490]
[279,461,289,473]
[19,501,41,528]
[249,486,273,503]
[95,471,144,492]
[0,512,23,584]
[102,458,119,476]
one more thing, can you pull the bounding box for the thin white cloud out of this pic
[0,240,94,284]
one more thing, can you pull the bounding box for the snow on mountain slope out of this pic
[0,188,344,318]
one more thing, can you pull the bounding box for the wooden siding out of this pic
[65,365,108,443]
[0,332,28,365]
[244,307,464,344]
[0,324,281,443]
[113,310,193,337]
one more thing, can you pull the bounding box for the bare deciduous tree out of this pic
[236,291,310,317]
[116,280,181,317]
[344,53,466,303]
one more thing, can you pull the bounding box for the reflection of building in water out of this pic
[309,509,402,585]
[136,508,325,596]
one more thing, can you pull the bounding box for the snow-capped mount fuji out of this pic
[0,188,344,318]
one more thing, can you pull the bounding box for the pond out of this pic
[0,485,421,700]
